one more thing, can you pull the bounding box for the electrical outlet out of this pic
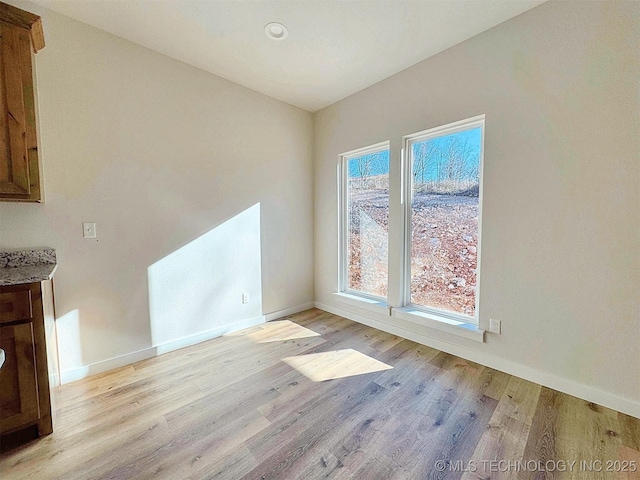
[242,293,249,304]
[83,222,97,238]
[489,318,501,335]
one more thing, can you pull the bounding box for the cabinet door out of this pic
[0,322,39,432]
[0,21,32,197]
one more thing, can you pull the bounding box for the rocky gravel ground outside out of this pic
[348,189,478,317]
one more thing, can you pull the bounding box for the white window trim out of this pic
[338,141,390,297]
[393,307,484,342]
[401,115,486,327]
[331,293,484,342]
[334,116,487,343]
[333,292,390,316]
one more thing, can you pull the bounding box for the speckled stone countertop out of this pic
[0,248,57,286]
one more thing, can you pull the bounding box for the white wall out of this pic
[314,1,640,415]
[0,3,314,379]
[0,0,637,416]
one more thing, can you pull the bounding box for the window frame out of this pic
[401,115,485,325]
[338,140,390,302]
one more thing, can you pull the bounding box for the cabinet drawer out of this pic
[0,291,32,324]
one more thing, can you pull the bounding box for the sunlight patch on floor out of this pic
[282,348,392,382]
[226,320,320,343]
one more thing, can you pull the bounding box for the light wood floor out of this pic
[1,309,638,479]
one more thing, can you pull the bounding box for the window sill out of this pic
[333,292,390,315]
[392,307,485,343]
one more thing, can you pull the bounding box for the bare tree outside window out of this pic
[413,135,480,196]
[342,123,482,317]
[409,127,482,317]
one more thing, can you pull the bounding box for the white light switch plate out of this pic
[83,222,97,238]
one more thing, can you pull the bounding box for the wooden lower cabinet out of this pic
[0,322,39,431]
[0,280,58,446]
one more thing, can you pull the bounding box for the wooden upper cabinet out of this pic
[0,2,44,202]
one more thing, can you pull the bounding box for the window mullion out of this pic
[386,138,405,308]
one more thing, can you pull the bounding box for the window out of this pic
[337,116,484,333]
[340,142,390,299]
[404,116,484,322]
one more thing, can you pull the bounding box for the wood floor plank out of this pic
[463,400,533,480]
[102,409,270,480]
[1,309,638,480]
[354,327,403,352]
[330,356,451,474]
[618,412,640,451]
[49,416,169,480]
[395,363,498,476]
[186,445,258,480]
[347,455,410,480]
[554,394,623,480]
[56,364,138,408]
[490,376,542,427]
[475,366,511,401]
[55,370,205,435]
[617,445,640,480]
[0,416,169,480]
[520,387,560,480]
[196,336,327,396]
[165,370,282,433]
[246,373,385,460]
[256,371,332,423]
[267,369,415,478]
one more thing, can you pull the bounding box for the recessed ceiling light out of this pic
[265,22,288,41]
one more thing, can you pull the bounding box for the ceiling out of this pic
[34,0,547,112]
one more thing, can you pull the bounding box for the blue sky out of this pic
[348,127,482,179]
[348,150,390,178]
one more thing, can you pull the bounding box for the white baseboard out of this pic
[60,315,265,385]
[315,301,640,419]
[264,302,315,322]
[60,348,156,385]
